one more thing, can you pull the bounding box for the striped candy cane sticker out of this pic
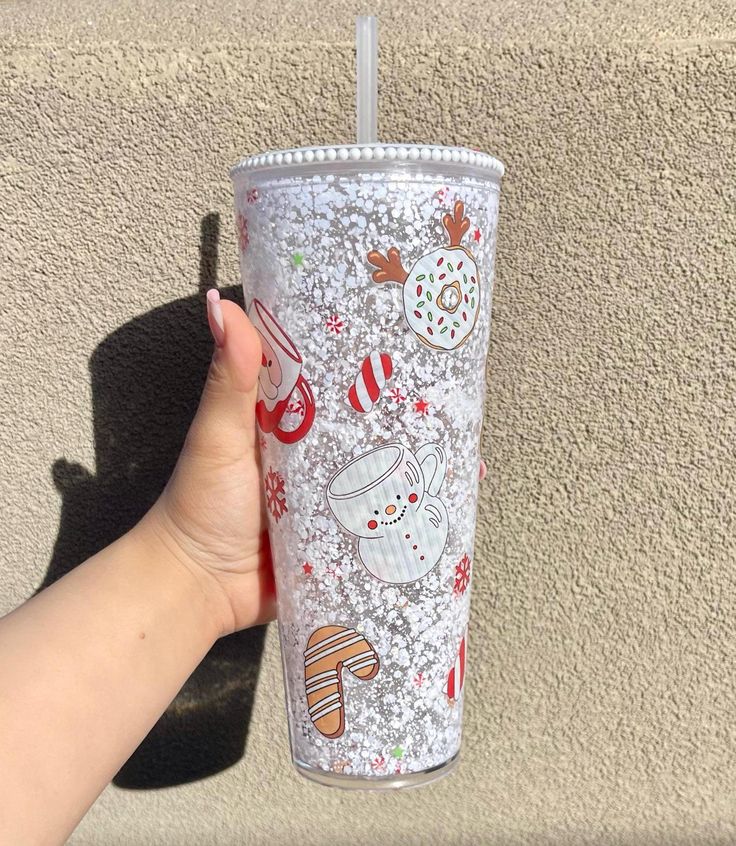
[446,630,467,702]
[347,352,393,413]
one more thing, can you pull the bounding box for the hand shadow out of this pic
[41,213,268,789]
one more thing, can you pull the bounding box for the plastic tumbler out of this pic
[230,142,504,788]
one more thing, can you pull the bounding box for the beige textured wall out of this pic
[2,2,736,843]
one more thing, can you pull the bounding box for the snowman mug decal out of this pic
[247,299,316,445]
[326,441,449,584]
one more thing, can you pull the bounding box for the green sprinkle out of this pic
[447,262,454,272]
[440,326,449,333]
[428,311,433,321]
[416,274,426,281]
[426,291,433,301]
[469,286,475,294]
[429,273,435,283]
[471,297,476,308]
[453,321,460,327]
[463,273,468,284]
[417,300,425,307]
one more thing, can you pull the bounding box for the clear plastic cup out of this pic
[231,143,503,788]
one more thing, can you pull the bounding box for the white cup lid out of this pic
[231,144,504,180]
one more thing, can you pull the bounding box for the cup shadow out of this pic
[41,213,267,788]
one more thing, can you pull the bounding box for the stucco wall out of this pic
[2,2,735,843]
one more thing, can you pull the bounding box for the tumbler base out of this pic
[293,751,459,791]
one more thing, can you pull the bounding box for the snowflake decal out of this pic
[246,187,259,204]
[388,386,406,404]
[325,314,344,334]
[325,563,344,582]
[264,466,287,522]
[453,554,471,596]
[413,672,425,688]
[434,185,451,204]
[371,755,387,773]
[236,212,249,253]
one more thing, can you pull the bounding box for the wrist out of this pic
[131,505,235,642]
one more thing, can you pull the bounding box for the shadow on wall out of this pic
[40,213,267,789]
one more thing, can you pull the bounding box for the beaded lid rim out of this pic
[230,144,505,179]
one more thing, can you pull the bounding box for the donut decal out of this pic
[326,441,449,585]
[247,299,316,444]
[347,351,393,413]
[304,625,381,739]
[367,200,480,351]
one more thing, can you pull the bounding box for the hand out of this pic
[140,290,276,638]
[139,290,489,640]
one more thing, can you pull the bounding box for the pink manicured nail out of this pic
[479,459,487,481]
[206,289,225,347]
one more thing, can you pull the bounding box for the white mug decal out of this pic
[248,299,316,445]
[326,442,449,584]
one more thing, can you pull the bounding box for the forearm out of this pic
[0,516,222,845]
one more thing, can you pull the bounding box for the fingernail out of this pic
[479,459,487,481]
[206,289,225,347]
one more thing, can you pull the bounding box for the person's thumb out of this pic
[187,289,262,460]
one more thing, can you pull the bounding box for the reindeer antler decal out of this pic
[367,246,408,285]
[442,200,471,247]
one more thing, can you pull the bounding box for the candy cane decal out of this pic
[304,625,381,739]
[446,630,467,702]
[347,351,393,413]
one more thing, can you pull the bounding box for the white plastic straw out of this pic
[356,16,378,144]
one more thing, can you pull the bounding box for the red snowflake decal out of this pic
[413,672,425,688]
[325,563,344,582]
[325,314,344,334]
[413,398,429,416]
[388,386,406,404]
[453,554,471,596]
[371,756,387,772]
[258,435,267,451]
[286,398,305,416]
[246,188,259,204]
[434,186,451,203]
[264,466,287,522]
[236,212,249,253]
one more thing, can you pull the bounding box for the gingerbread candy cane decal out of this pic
[304,625,380,739]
